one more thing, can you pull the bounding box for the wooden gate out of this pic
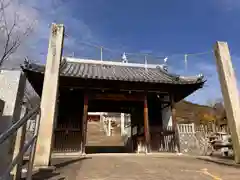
[53,119,82,153]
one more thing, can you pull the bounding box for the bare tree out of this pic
[0,0,34,68]
[207,98,227,126]
[213,101,226,125]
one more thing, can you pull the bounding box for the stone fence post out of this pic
[0,99,4,119]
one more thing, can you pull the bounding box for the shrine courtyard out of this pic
[32,154,240,180]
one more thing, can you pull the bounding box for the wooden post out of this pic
[214,41,240,163]
[34,24,64,167]
[143,95,151,153]
[81,94,88,155]
[171,97,180,153]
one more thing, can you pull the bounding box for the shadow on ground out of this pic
[30,157,91,180]
[86,145,127,154]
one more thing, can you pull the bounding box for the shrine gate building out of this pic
[21,57,205,165]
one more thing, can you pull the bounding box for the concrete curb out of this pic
[196,156,240,168]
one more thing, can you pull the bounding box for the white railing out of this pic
[178,123,195,134]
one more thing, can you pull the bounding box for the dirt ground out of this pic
[33,154,240,180]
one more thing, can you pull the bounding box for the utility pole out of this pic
[214,41,240,163]
[100,47,103,61]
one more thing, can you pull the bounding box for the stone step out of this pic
[87,136,124,144]
[86,122,123,146]
[87,135,124,145]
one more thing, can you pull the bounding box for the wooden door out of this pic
[53,118,82,153]
[53,89,83,153]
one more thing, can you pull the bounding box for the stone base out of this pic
[35,165,56,171]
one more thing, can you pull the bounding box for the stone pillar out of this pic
[107,117,111,136]
[214,41,240,163]
[0,70,26,177]
[121,113,125,136]
[143,95,151,153]
[34,24,64,167]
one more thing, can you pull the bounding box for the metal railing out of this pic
[0,105,40,180]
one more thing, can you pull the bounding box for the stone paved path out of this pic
[33,154,240,180]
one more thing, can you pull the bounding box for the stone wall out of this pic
[0,70,26,175]
[179,132,200,155]
[178,123,210,155]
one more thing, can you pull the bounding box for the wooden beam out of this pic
[81,93,89,154]
[92,93,144,101]
[58,76,202,97]
[214,41,240,163]
[143,95,151,153]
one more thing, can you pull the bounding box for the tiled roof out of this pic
[21,58,205,85]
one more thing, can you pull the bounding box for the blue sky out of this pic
[11,0,240,105]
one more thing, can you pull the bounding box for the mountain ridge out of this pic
[175,100,213,124]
